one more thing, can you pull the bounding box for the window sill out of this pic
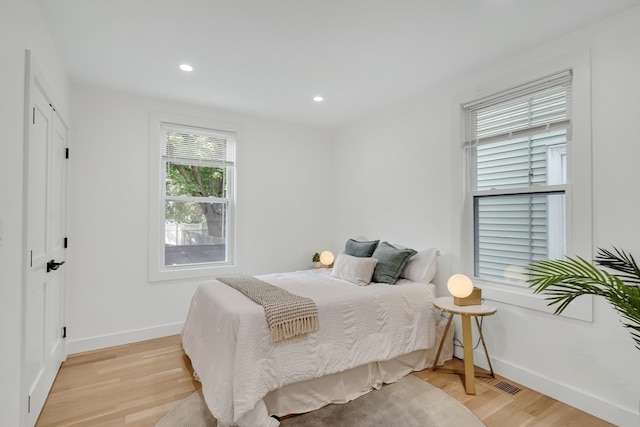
[474,277,593,322]
[149,263,240,282]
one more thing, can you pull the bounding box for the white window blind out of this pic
[465,70,572,148]
[162,123,234,165]
[464,70,572,281]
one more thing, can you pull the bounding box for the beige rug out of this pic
[156,375,485,427]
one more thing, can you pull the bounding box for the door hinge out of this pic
[28,395,31,413]
[30,250,33,267]
[64,237,68,249]
[32,107,35,124]
[65,148,69,159]
[62,326,67,339]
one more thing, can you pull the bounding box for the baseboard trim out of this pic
[66,322,184,355]
[476,352,638,427]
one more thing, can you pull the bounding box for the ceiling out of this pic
[37,0,639,129]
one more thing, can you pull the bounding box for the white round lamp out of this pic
[320,251,334,268]
[447,274,481,306]
[447,274,473,298]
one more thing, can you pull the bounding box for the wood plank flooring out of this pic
[36,335,613,426]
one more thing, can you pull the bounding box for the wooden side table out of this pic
[432,296,497,395]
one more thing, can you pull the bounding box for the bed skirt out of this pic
[263,313,454,417]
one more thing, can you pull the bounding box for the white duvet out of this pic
[181,268,440,427]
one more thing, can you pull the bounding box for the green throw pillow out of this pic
[371,242,417,284]
[345,239,379,258]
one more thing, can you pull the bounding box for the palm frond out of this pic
[595,247,640,284]
[527,248,640,350]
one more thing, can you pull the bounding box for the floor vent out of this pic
[478,377,522,395]
[495,381,522,395]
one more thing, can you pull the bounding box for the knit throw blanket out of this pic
[217,275,319,343]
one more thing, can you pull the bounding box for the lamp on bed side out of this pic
[447,274,482,306]
[320,251,334,268]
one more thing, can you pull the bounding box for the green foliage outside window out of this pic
[165,164,226,226]
[164,131,229,239]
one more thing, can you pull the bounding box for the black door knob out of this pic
[47,259,65,273]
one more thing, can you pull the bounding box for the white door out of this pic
[24,52,67,426]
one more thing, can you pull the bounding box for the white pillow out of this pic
[331,252,379,286]
[400,247,439,283]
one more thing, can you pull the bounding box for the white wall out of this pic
[3,2,638,426]
[333,9,640,427]
[65,84,333,353]
[0,1,70,426]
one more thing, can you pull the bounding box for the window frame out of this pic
[148,112,240,282]
[454,51,593,321]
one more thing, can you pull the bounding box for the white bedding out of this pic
[181,268,442,427]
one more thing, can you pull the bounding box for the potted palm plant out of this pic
[527,247,640,349]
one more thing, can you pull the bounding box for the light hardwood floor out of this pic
[36,335,613,427]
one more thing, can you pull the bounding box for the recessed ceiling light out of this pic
[180,64,194,72]
[313,96,324,102]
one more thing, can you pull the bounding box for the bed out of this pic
[181,242,454,427]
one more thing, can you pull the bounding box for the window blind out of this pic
[464,70,572,148]
[162,123,234,164]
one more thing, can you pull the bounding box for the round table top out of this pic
[433,296,497,316]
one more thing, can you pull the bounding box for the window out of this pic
[457,53,593,321]
[464,71,572,282]
[149,113,238,281]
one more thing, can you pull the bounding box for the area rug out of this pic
[156,375,485,427]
